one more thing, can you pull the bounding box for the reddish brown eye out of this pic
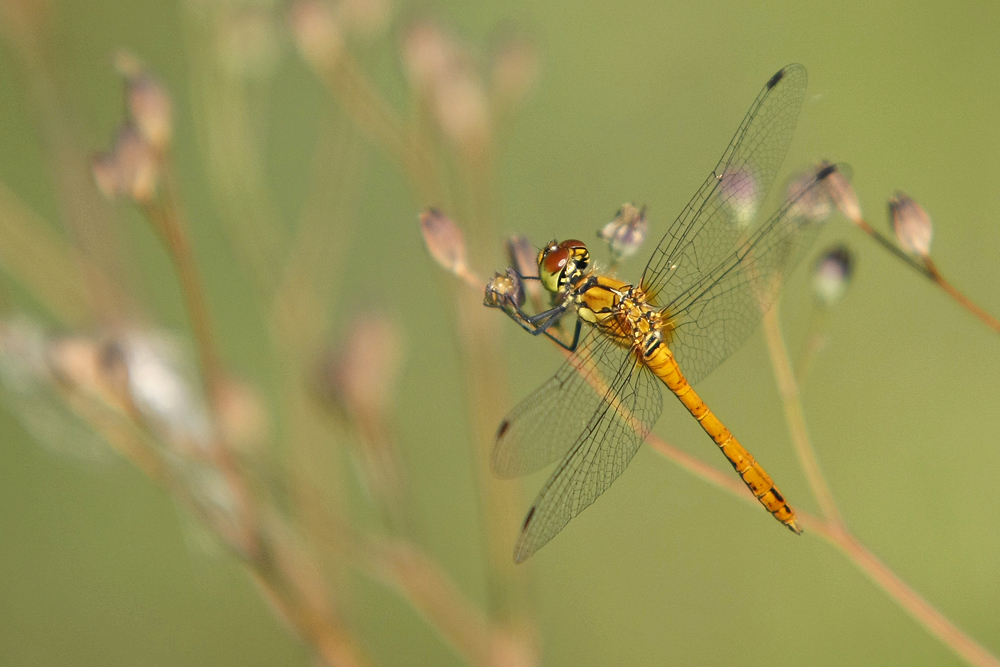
[541,247,569,276]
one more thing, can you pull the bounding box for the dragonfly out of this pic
[484,64,842,563]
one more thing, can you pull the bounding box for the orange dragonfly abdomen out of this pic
[642,340,802,533]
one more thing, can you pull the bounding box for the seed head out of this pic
[419,208,467,275]
[115,52,173,152]
[289,0,345,68]
[820,160,862,224]
[489,31,540,112]
[401,19,453,93]
[888,192,933,258]
[597,203,648,261]
[484,268,525,311]
[813,244,855,306]
[785,163,837,224]
[91,124,159,203]
[316,312,404,423]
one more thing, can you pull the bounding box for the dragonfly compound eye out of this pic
[559,239,590,271]
[538,243,570,293]
[538,240,590,292]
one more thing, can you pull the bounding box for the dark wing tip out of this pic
[766,68,786,90]
[512,506,538,564]
[766,63,805,90]
[816,162,838,179]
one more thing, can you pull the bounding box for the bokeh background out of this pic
[1,0,999,665]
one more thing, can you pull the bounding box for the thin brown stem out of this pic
[854,218,1000,335]
[141,170,223,402]
[309,51,443,205]
[925,258,1000,334]
[762,305,843,525]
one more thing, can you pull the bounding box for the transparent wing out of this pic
[664,164,840,383]
[509,347,663,563]
[493,330,628,478]
[637,64,816,384]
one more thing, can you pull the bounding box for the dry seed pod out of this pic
[888,192,933,258]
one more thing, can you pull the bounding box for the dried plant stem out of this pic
[0,181,99,325]
[762,306,842,524]
[311,53,443,205]
[924,258,1000,334]
[250,560,374,667]
[854,218,1000,335]
[812,523,1000,667]
[292,478,497,667]
[140,171,223,402]
[761,303,998,667]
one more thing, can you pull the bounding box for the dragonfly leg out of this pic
[504,301,581,351]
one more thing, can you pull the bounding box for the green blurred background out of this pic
[1,0,999,665]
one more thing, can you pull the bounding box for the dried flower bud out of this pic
[489,31,540,112]
[91,124,159,203]
[48,335,124,408]
[819,160,862,224]
[505,235,538,280]
[889,192,933,258]
[598,203,648,261]
[317,312,403,422]
[432,66,492,154]
[419,208,467,275]
[115,52,172,152]
[785,163,836,224]
[213,376,268,452]
[289,0,344,68]
[813,244,854,306]
[102,333,212,451]
[401,19,452,92]
[217,10,282,80]
[484,268,525,311]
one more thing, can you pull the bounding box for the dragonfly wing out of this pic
[665,165,840,384]
[512,355,662,563]
[494,331,621,478]
[640,65,808,379]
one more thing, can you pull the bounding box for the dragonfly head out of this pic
[538,239,589,293]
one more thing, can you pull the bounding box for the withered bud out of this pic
[719,167,760,228]
[505,235,538,280]
[813,244,855,306]
[401,19,453,92]
[419,208,467,275]
[48,335,123,408]
[489,32,540,112]
[213,376,269,452]
[289,0,344,68]
[432,66,492,154]
[819,160,862,224]
[785,163,836,224]
[484,268,525,311]
[317,312,404,421]
[115,52,172,152]
[217,10,282,80]
[598,203,648,261]
[889,191,933,258]
[102,333,212,450]
[91,124,159,203]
